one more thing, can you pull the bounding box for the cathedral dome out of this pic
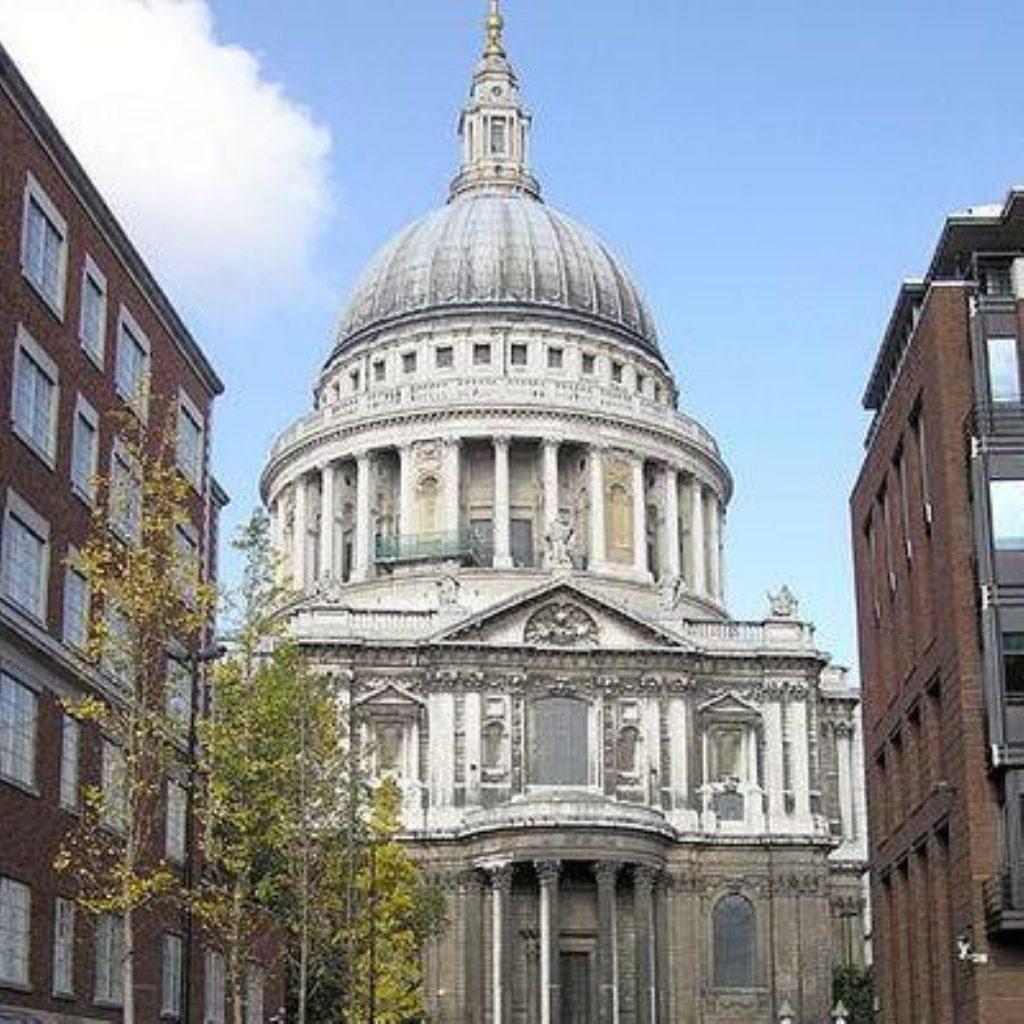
[332,192,659,356]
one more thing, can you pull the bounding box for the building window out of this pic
[616,725,639,776]
[987,337,1021,404]
[60,713,80,810]
[611,361,623,383]
[490,117,507,155]
[22,175,67,315]
[101,740,127,833]
[1003,633,1024,696]
[402,350,417,374]
[910,405,932,527]
[166,779,187,863]
[0,876,31,987]
[435,346,454,369]
[547,346,563,369]
[103,602,136,691]
[2,491,50,620]
[372,721,405,777]
[71,395,100,502]
[510,342,528,366]
[990,479,1024,550]
[162,933,183,1017]
[712,894,756,988]
[94,913,125,1004]
[482,720,507,771]
[175,523,201,604]
[349,368,361,393]
[473,342,492,366]
[53,897,75,996]
[110,443,142,544]
[582,352,595,375]
[166,658,192,727]
[636,372,645,393]
[245,963,265,1024]
[63,560,89,651]
[204,950,226,1024]
[115,308,150,414]
[709,726,746,782]
[373,359,386,382]
[12,326,59,465]
[0,673,37,789]
[80,256,107,364]
[177,394,204,488]
[529,696,588,786]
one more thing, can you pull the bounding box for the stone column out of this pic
[444,438,462,538]
[270,496,286,583]
[493,436,512,568]
[836,722,854,840]
[634,865,657,1024]
[663,465,680,581]
[589,446,606,571]
[490,863,514,1024]
[399,444,414,537]
[463,871,485,1024]
[542,438,560,540]
[707,493,722,600]
[689,478,706,596]
[594,862,620,1024]
[354,450,373,580]
[632,456,647,577]
[537,859,561,1024]
[319,462,335,580]
[292,474,308,589]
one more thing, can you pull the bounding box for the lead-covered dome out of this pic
[332,192,659,355]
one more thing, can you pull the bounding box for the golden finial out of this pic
[484,0,506,58]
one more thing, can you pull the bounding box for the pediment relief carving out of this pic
[523,601,599,646]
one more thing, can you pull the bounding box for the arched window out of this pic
[616,726,639,776]
[712,894,756,988]
[529,696,588,785]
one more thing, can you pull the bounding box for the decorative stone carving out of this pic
[658,573,684,611]
[767,584,799,619]
[544,513,575,568]
[436,571,461,610]
[523,602,599,646]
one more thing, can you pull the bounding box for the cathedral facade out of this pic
[260,7,866,1022]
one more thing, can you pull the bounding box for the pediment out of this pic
[698,692,761,718]
[430,579,689,650]
[354,683,426,710]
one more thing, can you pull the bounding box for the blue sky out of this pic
[8,0,1024,669]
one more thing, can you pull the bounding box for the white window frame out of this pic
[52,896,75,996]
[0,671,38,791]
[70,393,100,503]
[165,778,187,863]
[176,389,205,490]
[94,912,124,1005]
[0,875,31,987]
[63,548,90,652]
[59,711,80,811]
[79,254,108,367]
[162,932,184,1017]
[21,172,68,318]
[115,305,151,418]
[204,949,226,1024]
[109,439,142,545]
[2,488,51,622]
[11,324,60,468]
[100,739,127,833]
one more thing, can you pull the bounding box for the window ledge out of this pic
[11,422,56,471]
[0,977,33,993]
[21,267,65,323]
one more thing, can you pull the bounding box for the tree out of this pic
[54,401,215,1023]
[344,777,447,1024]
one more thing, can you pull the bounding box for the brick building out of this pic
[0,43,277,1021]
[852,191,1024,1022]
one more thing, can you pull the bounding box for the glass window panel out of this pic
[988,337,1021,404]
[991,480,1024,550]
[60,713,80,809]
[0,673,38,787]
[0,877,30,986]
[713,894,755,988]
[162,934,183,1015]
[2,512,47,617]
[53,896,75,995]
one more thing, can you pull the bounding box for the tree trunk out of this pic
[123,906,135,1024]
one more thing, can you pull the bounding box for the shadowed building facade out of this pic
[263,6,867,1021]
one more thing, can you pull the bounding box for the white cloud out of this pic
[0,0,334,312]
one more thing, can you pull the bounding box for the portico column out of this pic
[489,863,514,1024]
[463,871,485,1023]
[594,861,620,1024]
[634,865,657,1024]
[589,446,606,571]
[354,450,373,579]
[493,436,512,568]
[444,438,462,537]
[319,462,335,580]
[399,444,414,537]
[292,474,308,589]
[663,466,680,580]
[632,456,647,577]
[542,437,560,531]
[537,859,561,1024]
[689,477,706,596]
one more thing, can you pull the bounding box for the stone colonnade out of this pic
[271,436,724,597]
[472,858,663,1024]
